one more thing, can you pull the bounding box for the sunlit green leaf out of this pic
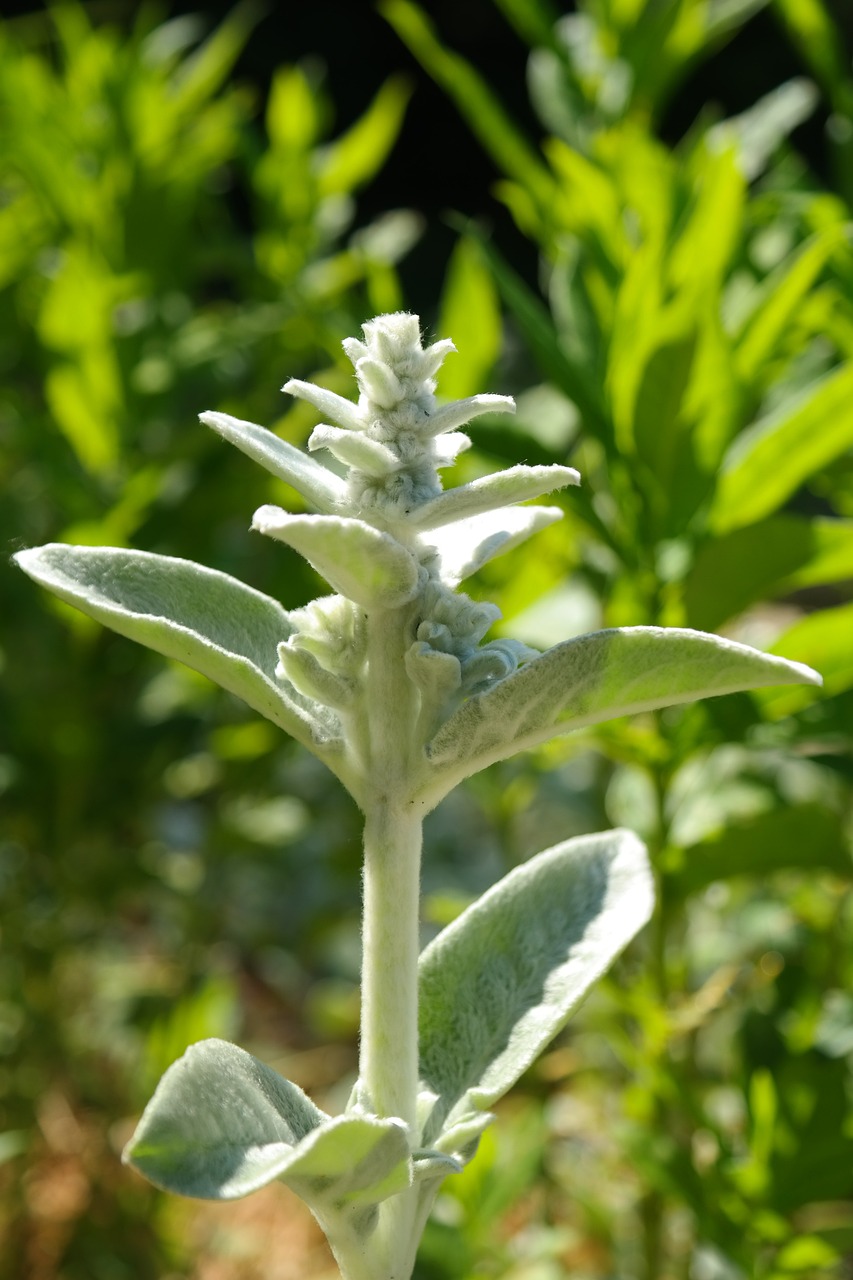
[437,237,502,400]
[317,76,411,196]
[710,363,853,533]
[684,515,853,630]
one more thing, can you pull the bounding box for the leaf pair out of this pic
[123,829,653,1201]
[16,543,819,810]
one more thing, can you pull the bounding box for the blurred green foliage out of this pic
[3,1,853,1278]
[384,2,853,1277]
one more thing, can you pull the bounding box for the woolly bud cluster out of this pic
[202,313,580,741]
[287,312,516,517]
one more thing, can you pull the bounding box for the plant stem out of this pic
[360,800,422,1127]
[359,604,423,1129]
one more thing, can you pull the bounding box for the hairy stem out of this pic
[360,801,422,1127]
[359,604,423,1128]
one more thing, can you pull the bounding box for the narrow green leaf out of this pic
[422,627,819,797]
[418,830,653,1140]
[734,226,850,385]
[13,545,340,756]
[710,363,853,533]
[317,75,412,197]
[757,600,853,718]
[684,515,853,631]
[171,0,261,116]
[667,803,850,899]
[379,0,556,208]
[468,228,612,444]
[772,0,851,103]
[437,237,502,400]
[201,411,347,511]
[252,508,420,610]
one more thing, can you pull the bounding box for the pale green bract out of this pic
[14,312,820,1280]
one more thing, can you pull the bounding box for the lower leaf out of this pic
[418,829,654,1146]
[124,1039,412,1208]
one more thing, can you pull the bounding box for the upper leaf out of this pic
[410,463,578,531]
[13,544,342,762]
[421,627,820,801]
[201,410,347,512]
[418,830,653,1145]
[424,505,563,585]
[252,507,420,610]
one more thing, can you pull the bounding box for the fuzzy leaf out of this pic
[13,545,338,754]
[418,830,653,1140]
[252,507,419,610]
[283,379,364,432]
[422,627,820,795]
[421,393,516,438]
[425,505,563,584]
[201,411,346,511]
[124,1039,411,1206]
[411,464,578,532]
[308,424,399,477]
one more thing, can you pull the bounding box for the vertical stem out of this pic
[358,605,423,1129]
[360,801,422,1127]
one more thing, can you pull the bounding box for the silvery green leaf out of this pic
[425,505,563,584]
[13,545,340,757]
[124,1038,325,1198]
[418,830,653,1143]
[308,424,400,477]
[423,627,821,795]
[124,1039,411,1207]
[283,378,364,432]
[200,411,346,511]
[421,393,516,438]
[410,465,579,532]
[285,1115,412,1208]
[252,507,420,610]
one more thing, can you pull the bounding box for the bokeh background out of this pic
[3,2,853,1277]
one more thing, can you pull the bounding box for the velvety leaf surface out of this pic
[424,505,563,584]
[410,463,578,531]
[124,1039,327,1199]
[13,545,337,753]
[125,1040,412,1206]
[423,627,819,793]
[418,830,653,1140]
[252,507,420,610]
[201,410,347,511]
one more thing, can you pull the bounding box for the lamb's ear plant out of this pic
[14,312,819,1280]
